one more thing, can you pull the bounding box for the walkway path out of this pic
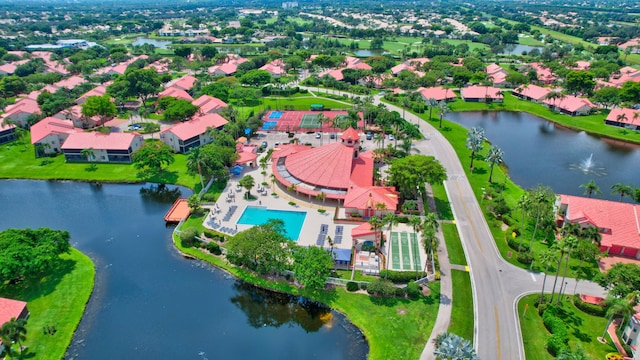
[299,86,607,360]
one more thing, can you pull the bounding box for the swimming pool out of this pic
[237,206,307,241]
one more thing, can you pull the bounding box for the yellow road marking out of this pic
[455,181,483,253]
[465,266,469,272]
[495,306,502,360]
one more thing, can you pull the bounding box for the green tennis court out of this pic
[391,232,401,270]
[400,232,411,270]
[300,114,321,128]
[410,232,422,271]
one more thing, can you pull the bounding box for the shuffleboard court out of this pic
[401,232,411,270]
[410,232,422,271]
[391,232,401,270]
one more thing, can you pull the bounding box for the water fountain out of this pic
[569,153,607,176]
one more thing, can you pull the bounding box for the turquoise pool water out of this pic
[237,206,307,241]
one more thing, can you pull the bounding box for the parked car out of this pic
[330,133,336,139]
[315,133,321,139]
[261,141,268,148]
[388,134,394,141]
[366,132,373,140]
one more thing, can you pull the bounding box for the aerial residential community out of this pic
[2,0,640,359]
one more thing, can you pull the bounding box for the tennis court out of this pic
[268,111,284,119]
[389,231,422,271]
[300,114,321,128]
[262,110,364,132]
[261,121,277,131]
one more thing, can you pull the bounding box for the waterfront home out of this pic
[192,95,228,115]
[486,63,510,88]
[0,122,16,145]
[605,108,640,130]
[417,86,457,102]
[557,194,640,258]
[160,113,228,153]
[460,85,503,103]
[30,117,81,156]
[0,97,41,127]
[542,95,595,116]
[61,132,144,163]
[512,84,552,103]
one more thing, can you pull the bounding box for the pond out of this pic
[353,49,387,57]
[446,111,640,201]
[131,37,171,49]
[501,44,541,55]
[0,180,368,360]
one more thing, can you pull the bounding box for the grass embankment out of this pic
[449,270,474,342]
[431,183,454,220]
[173,226,440,360]
[518,294,618,360]
[442,223,467,266]
[449,92,640,145]
[0,248,95,359]
[0,137,201,190]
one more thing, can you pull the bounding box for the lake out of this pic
[447,111,640,201]
[131,37,171,49]
[0,180,367,360]
[501,44,541,55]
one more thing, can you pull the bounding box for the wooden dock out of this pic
[164,198,191,223]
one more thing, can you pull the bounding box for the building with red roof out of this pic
[76,85,109,105]
[344,56,372,71]
[618,38,640,53]
[512,84,552,103]
[543,95,596,116]
[318,68,345,81]
[417,86,457,102]
[486,63,510,87]
[1,98,41,127]
[460,85,503,103]
[344,186,399,218]
[605,108,640,130]
[53,105,101,129]
[54,75,86,90]
[30,117,81,155]
[168,75,198,92]
[207,54,249,76]
[557,194,640,258]
[529,62,557,85]
[0,297,28,333]
[192,95,228,114]
[0,121,16,145]
[391,58,428,77]
[160,113,228,153]
[234,143,258,167]
[260,59,286,77]
[0,63,17,75]
[61,132,144,163]
[622,311,640,355]
[158,87,193,101]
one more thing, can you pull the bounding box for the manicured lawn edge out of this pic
[0,248,95,359]
[172,231,440,360]
[443,223,467,266]
[449,269,473,341]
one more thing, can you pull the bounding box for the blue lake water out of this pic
[237,206,307,240]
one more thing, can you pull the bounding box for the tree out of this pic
[80,148,94,162]
[611,182,633,201]
[554,235,578,305]
[538,249,557,305]
[596,263,640,298]
[239,175,255,199]
[173,46,192,59]
[291,246,334,290]
[505,73,527,86]
[81,95,116,127]
[485,145,504,183]
[433,332,479,360]
[388,155,447,200]
[123,68,162,106]
[186,147,208,189]
[0,76,27,98]
[579,180,602,198]
[600,296,635,340]
[426,97,438,121]
[226,220,291,274]
[132,140,175,172]
[565,70,596,96]
[528,185,555,248]
[0,317,27,358]
[163,98,199,122]
[438,101,450,129]
[557,345,589,360]
[368,216,384,248]
[383,213,398,277]
[200,46,218,60]
[517,194,531,251]
[0,228,71,282]
[240,69,272,86]
[593,87,620,109]
[466,127,485,170]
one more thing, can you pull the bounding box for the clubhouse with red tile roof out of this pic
[557,194,640,258]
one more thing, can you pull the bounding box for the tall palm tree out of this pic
[383,213,398,278]
[374,132,385,150]
[187,146,207,190]
[401,95,412,122]
[601,296,635,340]
[529,185,554,249]
[427,97,438,121]
[611,182,633,201]
[538,249,557,305]
[555,235,578,305]
[548,240,566,304]
[466,127,485,170]
[239,175,255,199]
[368,216,384,248]
[486,145,504,183]
[579,179,602,198]
[517,194,530,251]
[399,137,419,155]
[409,215,423,235]
[438,101,450,129]
[616,113,628,125]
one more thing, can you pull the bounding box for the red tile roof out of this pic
[260,59,286,76]
[30,117,80,143]
[285,142,355,189]
[560,194,640,251]
[340,127,360,141]
[2,97,41,118]
[318,69,344,81]
[158,87,193,101]
[417,86,457,102]
[0,63,17,74]
[54,75,86,90]
[192,95,228,113]
[461,85,503,100]
[351,222,376,238]
[76,85,108,103]
[235,144,258,164]
[543,95,595,113]
[606,108,640,126]
[170,75,197,91]
[344,185,399,211]
[61,132,141,151]
[0,297,27,327]
[161,113,228,141]
[513,84,552,101]
[486,63,506,75]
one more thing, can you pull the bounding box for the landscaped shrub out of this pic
[397,216,410,223]
[507,237,529,252]
[405,281,421,299]
[206,242,222,255]
[346,281,359,292]
[201,193,216,202]
[366,278,398,297]
[379,270,422,283]
[361,243,376,252]
[573,295,606,317]
[179,227,199,247]
[546,335,569,356]
[395,287,406,297]
[516,251,534,265]
[359,283,367,291]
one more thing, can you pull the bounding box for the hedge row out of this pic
[378,270,423,283]
[573,294,607,317]
[542,307,569,356]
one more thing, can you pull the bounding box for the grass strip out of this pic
[449,269,474,341]
[442,223,467,266]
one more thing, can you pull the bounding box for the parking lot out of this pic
[253,130,378,152]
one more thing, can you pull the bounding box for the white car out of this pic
[315,133,321,139]
[388,134,395,141]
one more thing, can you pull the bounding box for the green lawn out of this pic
[0,137,201,190]
[237,95,352,118]
[430,183,454,220]
[449,92,640,145]
[442,39,490,52]
[518,36,544,47]
[0,248,95,359]
[334,269,378,282]
[518,294,618,360]
[174,231,440,360]
[443,223,467,266]
[449,269,473,341]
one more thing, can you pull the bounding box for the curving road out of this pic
[298,87,606,359]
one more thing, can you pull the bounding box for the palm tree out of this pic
[399,137,419,155]
[616,112,629,125]
[383,213,398,278]
[374,133,384,149]
[486,145,504,183]
[517,194,530,251]
[80,147,94,162]
[401,95,412,122]
[375,202,388,218]
[316,191,326,204]
[466,127,485,170]
[427,97,438,121]
[438,101,450,129]
[579,179,602,198]
[368,216,384,248]
[548,240,566,304]
[538,249,557,305]
[0,317,27,357]
[187,147,207,190]
[611,182,633,201]
[528,185,554,249]
[316,113,328,145]
[239,175,255,199]
[600,296,635,340]
[555,235,578,305]
[433,332,479,360]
